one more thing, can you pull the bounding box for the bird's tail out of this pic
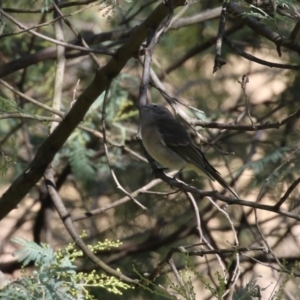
[210,170,239,200]
[182,144,239,199]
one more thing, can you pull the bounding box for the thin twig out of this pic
[242,253,300,277]
[206,195,240,285]
[224,36,300,70]
[43,165,136,283]
[186,192,203,243]
[0,8,113,55]
[171,7,221,29]
[254,209,282,268]
[4,0,98,13]
[228,2,300,55]
[50,3,65,134]
[257,145,300,202]
[119,0,157,25]
[149,168,300,221]
[101,81,147,211]
[238,74,254,127]
[192,106,300,131]
[72,175,171,221]
[137,24,157,139]
[162,22,243,78]
[52,2,101,67]
[144,245,266,283]
[275,177,300,210]
[0,1,101,39]
[0,79,64,117]
[213,0,228,73]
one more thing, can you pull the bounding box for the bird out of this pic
[137,103,239,199]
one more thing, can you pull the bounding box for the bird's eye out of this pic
[153,104,158,108]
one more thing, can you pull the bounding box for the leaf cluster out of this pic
[0,238,131,300]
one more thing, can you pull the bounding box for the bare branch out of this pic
[0,0,188,220]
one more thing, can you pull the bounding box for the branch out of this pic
[0,0,188,221]
[161,22,243,78]
[150,169,300,221]
[52,2,100,67]
[43,165,136,283]
[0,9,112,55]
[0,79,64,117]
[143,245,266,283]
[0,29,130,78]
[224,36,300,70]
[213,1,228,73]
[119,0,157,25]
[274,176,300,209]
[3,0,98,13]
[228,2,300,55]
[257,145,300,202]
[170,7,221,29]
[191,106,300,131]
[0,1,100,39]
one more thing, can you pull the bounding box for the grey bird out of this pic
[138,103,239,199]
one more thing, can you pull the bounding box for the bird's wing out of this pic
[156,118,239,199]
[178,142,239,199]
[156,118,216,178]
[156,118,191,146]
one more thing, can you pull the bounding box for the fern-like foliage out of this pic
[13,237,55,266]
[0,97,22,176]
[0,144,18,176]
[240,0,300,34]
[236,146,297,190]
[0,238,131,300]
[62,73,138,186]
[68,140,97,185]
[233,276,262,300]
[0,96,20,114]
[242,147,289,174]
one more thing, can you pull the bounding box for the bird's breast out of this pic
[141,128,186,170]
